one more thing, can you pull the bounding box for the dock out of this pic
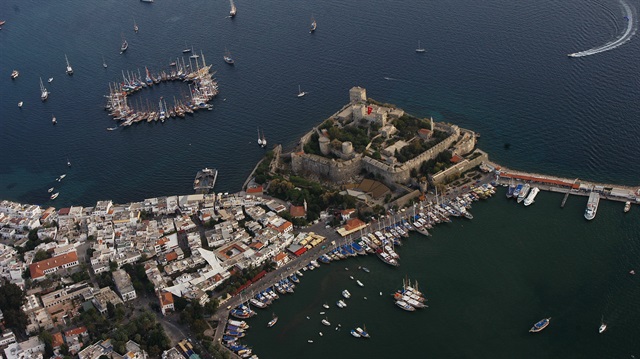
[561,178,579,208]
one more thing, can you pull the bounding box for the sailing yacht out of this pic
[40,77,49,101]
[297,85,307,98]
[67,158,71,167]
[102,55,108,68]
[182,42,192,53]
[261,130,267,148]
[189,47,199,59]
[257,128,263,146]
[120,34,129,54]
[415,40,426,53]
[52,115,57,125]
[310,16,317,33]
[229,0,237,17]
[133,17,139,33]
[65,54,74,75]
[224,48,235,65]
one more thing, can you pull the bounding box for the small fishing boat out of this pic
[65,54,73,75]
[120,35,129,54]
[297,84,307,98]
[309,16,317,33]
[11,70,19,79]
[362,267,370,273]
[50,192,59,200]
[48,77,53,83]
[223,48,234,65]
[356,280,364,287]
[133,17,139,33]
[52,115,57,125]
[322,303,329,309]
[18,101,23,108]
[67,158,71,167]
[102,55,108,68]
[48,187,54,193]
[598,322,607,334]
[529,318,550,333]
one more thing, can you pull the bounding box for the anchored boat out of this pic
[529,318,550,333]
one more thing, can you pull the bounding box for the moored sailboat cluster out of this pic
[104,53,219,127]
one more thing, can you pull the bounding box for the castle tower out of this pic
[430,116,434,132]
[349,87,367,103]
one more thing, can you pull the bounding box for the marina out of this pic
[104,53,219,127]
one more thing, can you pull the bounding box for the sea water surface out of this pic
[1,0,639,207]
[1,0,639,357]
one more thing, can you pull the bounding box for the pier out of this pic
[560,178,579,208]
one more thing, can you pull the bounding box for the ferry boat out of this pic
[624,201,631,213]
[395,300,416,312]
[342,289,351,299]
[584,192,600,221]
[523,187,540,206]
[193,168,218,193]
[50,192,59,200]
[529,317,550,333]
[11,70,19,79]
[517,183,530,203]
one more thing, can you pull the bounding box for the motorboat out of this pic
[529,318,550,333]
[50,192,59,200]
[598,323,607,334]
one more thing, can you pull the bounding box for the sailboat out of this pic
[229,0,237,17]
[189,47,199,59]
[182,41,192,53]
[120,34,129,54]
[65,54,74,75]
[102,55,108,68]
[257,128,263,146]
[261,130,267,148]
[52,115,57,125]
[415,40,426,53]
[297,85,307,98]
[133,17,139,33]
[40,77,49,101]
[67,158,71,167]
[224,48,235,65]
[310,16,317,33]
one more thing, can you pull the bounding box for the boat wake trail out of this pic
[569,0,637,57]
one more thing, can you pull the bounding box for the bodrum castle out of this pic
[290,87,487,198]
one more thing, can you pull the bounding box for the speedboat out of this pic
[322,303,329,309]
[50,192,59,200]
[356,280,364,287]
[48,187,54,193]
[598,323,607,334]
[336,300,347,308]
[56,174,66,182]
[267,316,278,327]
[529,318,550,333]
[18,101,23,108]
[350,329,361,338]
[11,70,19,79]
[321,318,331,326]
[48,77,53,83]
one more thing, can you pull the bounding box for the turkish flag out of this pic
[367,106,372,115]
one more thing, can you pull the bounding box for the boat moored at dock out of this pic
[517,183,530,203]
[193,168,218,193]
[523,187,539,206]
[584,192,600,221]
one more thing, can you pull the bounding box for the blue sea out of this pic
[1,0,639,357]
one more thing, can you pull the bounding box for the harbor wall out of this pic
[431,150,489,184]
[291,152,363,183]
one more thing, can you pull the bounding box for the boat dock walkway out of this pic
[491,162,640,205]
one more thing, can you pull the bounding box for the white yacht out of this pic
[523,187,540,206]
[517,183,531,203]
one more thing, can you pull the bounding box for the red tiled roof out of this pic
[159,291,174,306]
[58,208,70,215]
[52,332,64,348]
[450,155,463,163]
[501,173,580,189]
[29,251,78,279]
[64,326,87,338]
[344,218,366,231]
[277,221,293,233]
[275,253,288,262]
[165,251,178,262]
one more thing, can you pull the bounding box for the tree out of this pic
[34,249,50,262]
[39,330,54,358]
[0,281,28,332]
